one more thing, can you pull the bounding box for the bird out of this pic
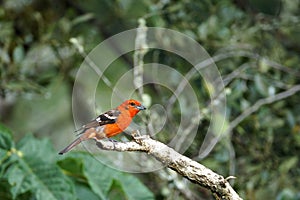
[58,99,146,155]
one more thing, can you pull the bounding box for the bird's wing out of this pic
[76,109,121,134]
[96,109,121,126]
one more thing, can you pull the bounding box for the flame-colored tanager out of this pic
[58,99,146,155]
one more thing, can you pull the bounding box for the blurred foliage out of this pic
[1,0,300,199]
[0,124,154,200]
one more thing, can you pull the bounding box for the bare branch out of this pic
[70,38,114,90]
[69,38,125,101]
[168,49,300,109]
[196,84,300,159]
[167,50,256,107]
[133,18,148,98]
[96,132,243,200]
[227,84,300,134]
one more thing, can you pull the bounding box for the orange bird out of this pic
[58,99,146,155]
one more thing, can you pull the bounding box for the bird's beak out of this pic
[136,105,146,110]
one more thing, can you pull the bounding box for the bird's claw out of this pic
[108,138,118,143]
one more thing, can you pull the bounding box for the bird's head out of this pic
[121,99,146,117]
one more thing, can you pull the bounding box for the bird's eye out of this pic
[130,102,135,106]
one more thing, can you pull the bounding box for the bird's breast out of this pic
[104,114,132,137]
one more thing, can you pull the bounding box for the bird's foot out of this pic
[108,138,118,143]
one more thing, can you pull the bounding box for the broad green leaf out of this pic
[0,148,8,164]
[75,183,100,200]
[68,153,113,200]
[61,152,154,200]
[7,165,29,199]
[17,134,56,163]
[4,135,77,200]
[0,123,14,150]
[57,157,84,175]
[0,178,12,200]
[115,173,155,200]
[107,180,126,200]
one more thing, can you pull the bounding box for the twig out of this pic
[222,62,252,87]
[133,18,148,99]
[96,132,243,200]
[167,50,257,107]
[69,38,125,101]
[167,49,300,109]
[226,84,300,135]
[227,140,236,186]
[70,38,114,90]
[196,84,300,159]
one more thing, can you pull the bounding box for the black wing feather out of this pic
[97,109,121,125]
[75,109,121,134]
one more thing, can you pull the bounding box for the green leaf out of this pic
[0,123,14,150]
[4,134,77,200]
[72,13,95,26]
[7,165,28,198]
[254,74,268,97]
[75,183,99,200]
[13,45,25,64]
[60,152,154,200]
[107,180,125,200]
[17,134,56,163]
[276,188,296,200]
[57,157,84,175]
[0,178,13,200]
[212,112,230,137]
[64,153,113,200]
[279,157,298,174]
[115,173,155,200]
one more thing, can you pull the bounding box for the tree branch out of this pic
[226,84,300,135]
[96,132,242,200]
[133,18,148,98]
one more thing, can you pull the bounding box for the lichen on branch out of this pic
[96,131,242,200]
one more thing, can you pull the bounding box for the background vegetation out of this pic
[1,0,299,199]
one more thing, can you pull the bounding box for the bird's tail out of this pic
[58,137,82,155]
